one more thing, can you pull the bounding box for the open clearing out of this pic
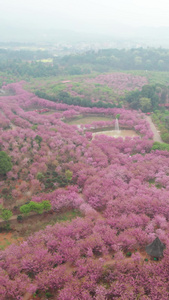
[92,129,139,138]
[67,115,112,125]
[0,231,23,250]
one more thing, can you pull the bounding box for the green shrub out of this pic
[20,204,31,215]
[3,223,11,231]
[17,215,23,222]
[34,135,42,146]
[36,172,44,181]
[65,170,73,181]
[45,292,53,298]
[29,201,44,214]
[161,132,169,143]
[154,257,158,261]
[0,209,12,221]
[152,141,169,151]
[0,151,12,175]
[31,124,38,130]
[20,200,51,215]
[42,200,51,211]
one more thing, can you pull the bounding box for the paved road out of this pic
[145,116,163,143]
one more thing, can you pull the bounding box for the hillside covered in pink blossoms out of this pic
[29,72,149,106]
[85,73,148,95]
[1,81,169,299]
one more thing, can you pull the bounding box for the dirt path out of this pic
[145,116,163,143]
[0,211,38,224]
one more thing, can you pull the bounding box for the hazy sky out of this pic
[1,0,169,33]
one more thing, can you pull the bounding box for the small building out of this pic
[145,237,165,258]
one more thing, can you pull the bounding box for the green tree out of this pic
[35,135,43,146]
[116,114,120,119]
[125,89,141,109]
[141,85,159,109]
[29,201,44,214]
[65,170,73,181]
[139,97,152,112]
[20,201,51,216]
[161,89,168,104]
[42,200,51,211]
[36,172,45,181]
[152,141,169,151]
[1,209,12,221]
[20,204,31,215]
[31,124,38,130]
[134,56,142,66]
[158,59,164,69]
[0,151,12,175]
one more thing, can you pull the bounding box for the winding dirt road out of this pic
[145,116,163,143]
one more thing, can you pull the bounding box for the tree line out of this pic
[2,47,169,79]
[125,84,169,112]
[35,90,120,108]
[55,48,169,72]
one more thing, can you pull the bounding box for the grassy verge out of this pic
[152,110,169,143]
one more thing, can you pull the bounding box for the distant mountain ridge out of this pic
[1,21,169,46]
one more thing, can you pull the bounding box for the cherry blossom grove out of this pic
[1,81,169,299]
[85,73,148,95]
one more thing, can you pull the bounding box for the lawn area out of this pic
[67,116,112,125]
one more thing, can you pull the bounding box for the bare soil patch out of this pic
[0,231,23,250]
